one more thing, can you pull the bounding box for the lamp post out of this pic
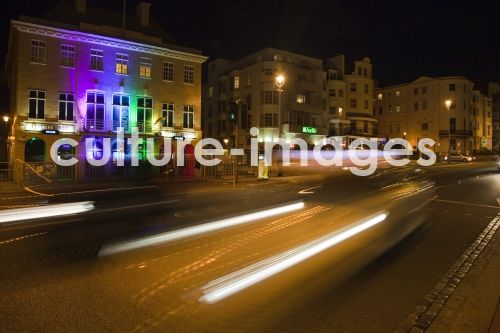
[2,116,8,164]
[275,74,285,176]
[445,99,452,154]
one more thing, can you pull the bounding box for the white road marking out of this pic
[433,199,500,210]
[97,199,181,213]
[298,185,322,194]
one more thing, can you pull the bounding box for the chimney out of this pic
[75,0,86,13]
[136,1,151,27]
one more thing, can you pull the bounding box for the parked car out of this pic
[444,152,473,162]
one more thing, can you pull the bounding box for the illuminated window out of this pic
[86,91,105,131]
[139,57,152,78]
[31,40,46,64]
[395,90,400,97]
[232,76,240,89]
[184,65,194,84]
[112,94,130,131]
[296,94,306,104]
[58,93,74,121]
[183,105,194,128]
[60,45,75,68]
[377,93,383,100]
[208,86,214,98]
[162,103,174,127]
[90,49,103,71]
[163,62,174,81]
[28,90,45,119]
[396,104,401,112]
[137,97,153,133]
[115,54,128,74]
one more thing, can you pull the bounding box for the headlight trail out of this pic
[0,201,95,224]
[199,212,388,304]
[99,201,305,257]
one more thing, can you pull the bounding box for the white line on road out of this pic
[97,199,181,213]
[298,185,322,194]
[433,199,500,210]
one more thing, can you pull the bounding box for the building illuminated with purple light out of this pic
[5,0,207,184]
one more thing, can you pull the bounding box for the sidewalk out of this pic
[426,213,500,333]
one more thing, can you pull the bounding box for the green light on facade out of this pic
[302,126,318,134]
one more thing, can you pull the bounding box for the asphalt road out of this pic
[0,161,498,332]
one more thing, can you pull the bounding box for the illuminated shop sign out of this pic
[41,129,60,135]
[24,121,75,134]
[302,126,318,134]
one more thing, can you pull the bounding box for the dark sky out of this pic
[1,0,500,109]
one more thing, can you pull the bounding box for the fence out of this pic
[0,162,13,184]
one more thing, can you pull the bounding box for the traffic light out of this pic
[229,102,238,123]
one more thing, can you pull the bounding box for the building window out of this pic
[161,103,174,128]
[183,105,194,128]
[112,94,130,131]
[273,54,282,61]
[350,98,357,108]
[261,91,278,104]
[232,76,240,89]
[139,57,152,78]
[116,54,128,74]
[363,68,368,77]
[414,102,419,111]
[395,90,400,97]
[90,49,103,71]
[378,106,383,115]
[184,65,194,84]
[350,83,357,92]
[218,101,227,114]
[60,45,75,68]
[414,87,418,95]
[58,93,74,121]
[364,100,369,109]
[422,86,427,94]
[31,40,46,64]
[163,62,174,81]
[261,113,277,127]
[329,89,336,97]
[28,90,45,119]
[449,83,456,91]
[246,94,252,110]
[247,72,252,87]
[208,86,214,98]
[219,119,227,132]
[388,105,393,113]
[364,84,369,94]
[377,93,383,100]
[85,91,105,131]
[329,106,336,115]
[396,104,401,112]
[422,123,429,130]
[137,97,153,133]
[296,94,306,104]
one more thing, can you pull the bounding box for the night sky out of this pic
[1,0,500,110]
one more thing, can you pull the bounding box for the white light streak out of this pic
[99,202,305,256]
[199,212,388,304]
[0,201,94,224]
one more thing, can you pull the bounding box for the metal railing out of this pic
[0,162,13,183]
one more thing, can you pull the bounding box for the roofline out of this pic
[376,76,472,90]
[11,19,208,63]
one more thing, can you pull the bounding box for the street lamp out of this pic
[2,116,9,164]
[275,74,285,177]
[445,99,452,153]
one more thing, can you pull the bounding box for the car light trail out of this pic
[99,201,305,256]
[199,212,388,304]
[0,201,95,224]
